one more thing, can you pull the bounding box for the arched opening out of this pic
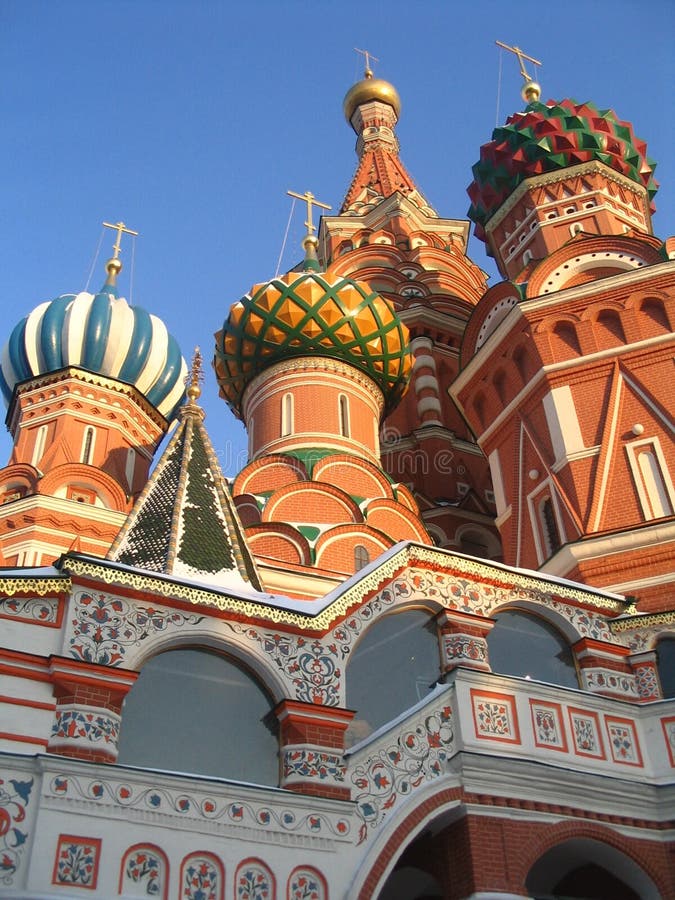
[281,392,294,437]
[640,298,670,335]
[551,321,581,358]
[117,648,278,784]
[526,837,659,899]
[487,609,578,688]
[339,393,350,437]
[345,610,441,747]
[656,637,675,698]
[378,828,444,899]
[595,309,626,349]
[354,544,370,571]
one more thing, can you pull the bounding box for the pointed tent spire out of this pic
[108,348,262,592]
[340,60,435,216]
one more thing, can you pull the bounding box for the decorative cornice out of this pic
[60,542,627,633]
[0,574,70,597]
[611,610,675,633]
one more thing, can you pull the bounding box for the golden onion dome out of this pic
[343,72,401,124]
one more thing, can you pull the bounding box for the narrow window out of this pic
[125,448,136,492]
[31,424,48,467]
[81,426,95,465]
[354,544,369,571]
[540,497,562,555]
[637,449,673,518]
[281,392,293,437]
[339,394,350,437]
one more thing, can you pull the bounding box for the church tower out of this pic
[214,206,430,597]
[317,62,500,560]
[452,67,674,612]
[0,224,187,565]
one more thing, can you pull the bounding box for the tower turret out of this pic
[0,224,187,565]
[453,71,674,612]
[214,200,429,596]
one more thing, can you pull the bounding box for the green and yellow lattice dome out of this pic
[214,271,411,418]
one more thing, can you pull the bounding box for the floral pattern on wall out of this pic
[350,699,454,843]
[52,835,101,890]
[0,775,34,886]
[69,590,205,666]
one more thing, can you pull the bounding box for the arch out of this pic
[119,843,169,900]
[656,636,675,699]
[287,866,328,900]
[492,368,508,405]
[313,454,394,501]
[524,835,662,899]
[487,608,578,688]
[455,525,501,560]
[551,319,582,358]
[315,525,391,575]
[638,296,671,336]
[39,463,128,511]
[472,391,487,429]
[180,852,224,900]
[233,454,308,496]
[235,858,276,900]
[510,342,533,384]
[344,608,441,746]
[246,524,311,566]
[117,647,279,785]
[262,482,363,525]
[594,308,626,349]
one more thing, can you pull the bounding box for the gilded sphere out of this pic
[343,76,401,124]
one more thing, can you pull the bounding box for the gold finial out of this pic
[355,47,379,79]
[102,220,139,285]
[495,40,542,103]
[186,347,204,402]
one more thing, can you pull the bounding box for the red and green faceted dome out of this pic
[467,99,658,241]
[214,271,412,418]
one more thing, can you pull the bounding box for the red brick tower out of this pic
[452,78,674,612]
[0,229,187,565]
[318,66,500,559]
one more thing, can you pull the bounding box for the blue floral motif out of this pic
[0,776,34,885]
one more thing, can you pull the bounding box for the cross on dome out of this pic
[495,40,543,103]
[354,47,379,78]
[102,219,139,285]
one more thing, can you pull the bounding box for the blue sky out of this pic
[1,1,673,474]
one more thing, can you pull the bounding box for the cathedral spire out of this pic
[340,63,434,217]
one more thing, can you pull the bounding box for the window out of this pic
[339,394,350,437]
[626,439,674,520]
[345,611,440,746]
[354,544,369,571]
[31,425,48,467]
[487,610,577,688]
[281,392,293,437]
[656,638,675,698]
[80,426,95,465]
[540,496,562,555]
[117,649,278,784]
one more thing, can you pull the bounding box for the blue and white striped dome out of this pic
[0,284,187,420]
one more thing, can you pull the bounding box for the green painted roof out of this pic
[108,398,261,591]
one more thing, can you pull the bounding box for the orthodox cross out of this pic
[354,47,379,76]
[102,220,139,259]
[287,190,332,238]
[495,40,542,82]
